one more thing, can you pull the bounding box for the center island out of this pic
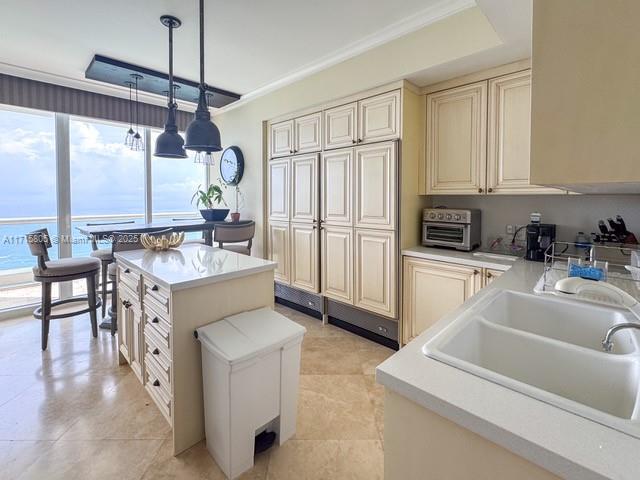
[113,243,276,455]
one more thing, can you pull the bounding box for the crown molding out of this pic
[214,0,476,116]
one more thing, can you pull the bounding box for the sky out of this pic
[0,107,207,219]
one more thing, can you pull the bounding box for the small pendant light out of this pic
[130,73,144,151]
[124,81,135,146]
[184,0,222,165]
[155,15,187,158]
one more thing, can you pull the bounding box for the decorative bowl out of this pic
[200,208,229,221]
[140,232,185,251]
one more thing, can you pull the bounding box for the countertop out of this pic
[379,247,640,480]
[114,244,276,291]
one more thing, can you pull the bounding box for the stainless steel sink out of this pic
[423,289,640,437]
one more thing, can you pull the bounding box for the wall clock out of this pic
[219,146,244,186]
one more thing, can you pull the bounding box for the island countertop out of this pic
[378,249,640,480]
[114,244,276,291]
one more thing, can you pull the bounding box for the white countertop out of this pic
[114,244,276,291]
[402,245,518,271]
[379,247,640,480]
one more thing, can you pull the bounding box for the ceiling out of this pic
[0,0,531,108]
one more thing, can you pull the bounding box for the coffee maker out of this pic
[526,223,556,262]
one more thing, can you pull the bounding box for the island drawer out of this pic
[118,265,141,296]
[144,307,171,350]
[144,317,171,359]
[145,340,171,387]
[145,368,172,424]
[142,277,170,315]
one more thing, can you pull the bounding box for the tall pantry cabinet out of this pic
[266,84,425,342]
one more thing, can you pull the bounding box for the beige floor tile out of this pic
[275,304,354,340]
[296,375,379,440]
[356,342,395,376]
[334,440,384,480]
[301,337,363,375]
[0,440,55,480]
[60,372,171,441]
[17,439,163,480]
[266,440,338,480]
[363,375,385,441]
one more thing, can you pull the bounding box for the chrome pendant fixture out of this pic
[184,0,222,165]
[130,73,144,151]
[124,81,135,146]
[155,15,187,158]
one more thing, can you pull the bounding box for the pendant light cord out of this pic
[128,83,133,129]
[168,20,174,105]
[199,0,205,89]
[134,75,139,131]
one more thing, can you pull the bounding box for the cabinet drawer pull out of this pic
[152,348,160,355]
[121,300,132,309]
[352,139,356,144]
[151,285,159,292]
[124,268,130,274]
[486,272,493,278]
[473,270,480,275]
[152,317,159,323]
[487,188,494,193]
[153,379,160,387]
[478,188,483,193]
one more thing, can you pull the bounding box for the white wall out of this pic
[431,194,640,246]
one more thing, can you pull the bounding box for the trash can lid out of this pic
[196,307,306,365]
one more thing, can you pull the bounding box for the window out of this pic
[150,129,207,219]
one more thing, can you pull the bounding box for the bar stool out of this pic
[107,229,173,336]
[27,228,102,351]
[214,221,255,256]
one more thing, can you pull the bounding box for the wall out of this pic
[432,194,640,247]
[210,7,502,255]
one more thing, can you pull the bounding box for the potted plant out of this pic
[191,184,229,221]
[230,185,245,222]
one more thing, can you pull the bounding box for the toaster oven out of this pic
[421,208,481,251]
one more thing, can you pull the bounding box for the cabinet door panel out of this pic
[294,112,322,154]
[130,305,144,383]
[324,103,357,150]
[358,90,400,143]
[321,225,353,304]
[270,120,294,158]
[291,154,318,223]
[426,82,487,194]
[488,71,563,194]
[354,229,396,318]
[355,143,396,230]
[402,258,479,344]
[291,223,319,293]
[321,149,352,226]
[268,158,290,221]
[268,222,290,284]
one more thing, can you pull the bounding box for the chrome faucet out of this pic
[601,323,640,352]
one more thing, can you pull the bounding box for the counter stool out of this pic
[27,229,102,351]
[214,221,255,256]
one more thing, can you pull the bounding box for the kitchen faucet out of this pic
[602,323,640,352]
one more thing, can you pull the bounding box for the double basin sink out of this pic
[423,290,640,438]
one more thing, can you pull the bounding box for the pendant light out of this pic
[155,15,187,158]
[184,0,222,165]
[124,81,135,146]
[130,73,144,151]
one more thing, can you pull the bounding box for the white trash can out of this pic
[196,307,306,479]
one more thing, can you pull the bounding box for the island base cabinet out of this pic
[402,257,480,345]
[354,229,396,318]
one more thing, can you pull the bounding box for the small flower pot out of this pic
[199,208,230,221]
[230,212,241,223]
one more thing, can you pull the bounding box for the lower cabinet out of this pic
[267,221,291,284]
[290,223,319,293]
[402,257,482,345]
[321,225,353,303]
[483,268,503,287]
[354,229,396,318]
[118,283,143,382]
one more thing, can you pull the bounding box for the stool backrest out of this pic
[111,228,173,254]
[26,228,52,267]
[214,222,255,248]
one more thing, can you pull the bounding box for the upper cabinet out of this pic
[425,82,487,194]
[294,113,322,155]
[324,90,400,150]
[268,158,290,221]
[488,71,562,194]
[291,154,318,223]
[321,149,353,226]
[424,70,565,195]
[270,120,294,158]
[354,143,396,230]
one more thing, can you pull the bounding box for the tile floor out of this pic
[0,302,394,480]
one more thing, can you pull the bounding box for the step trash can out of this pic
[196,307,306,479]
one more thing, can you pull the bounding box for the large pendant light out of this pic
[155,15,187,158]
[184,0,222,165]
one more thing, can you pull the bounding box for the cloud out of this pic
[0,128,54,160]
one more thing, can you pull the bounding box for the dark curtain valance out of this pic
[0,73,192,130]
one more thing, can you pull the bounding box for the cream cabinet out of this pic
[358,90,401,144]
[291,154,318,223]
[267,221,290,284]
[355,229,396,318]
[294,112,322,154]
[426,82,487,194]
[321,148,352,226]
[402,257,480,344]
[118,283,144,383]
[483,268,503,287]
[354,142,396,230]
[270,120,294,158]
[324,103,357,150]
[290,223,319,293]
[268,158,290,221]
[321,225,353,303]
[488,71,562,194]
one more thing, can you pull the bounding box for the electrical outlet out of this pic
[506,224,515,235]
